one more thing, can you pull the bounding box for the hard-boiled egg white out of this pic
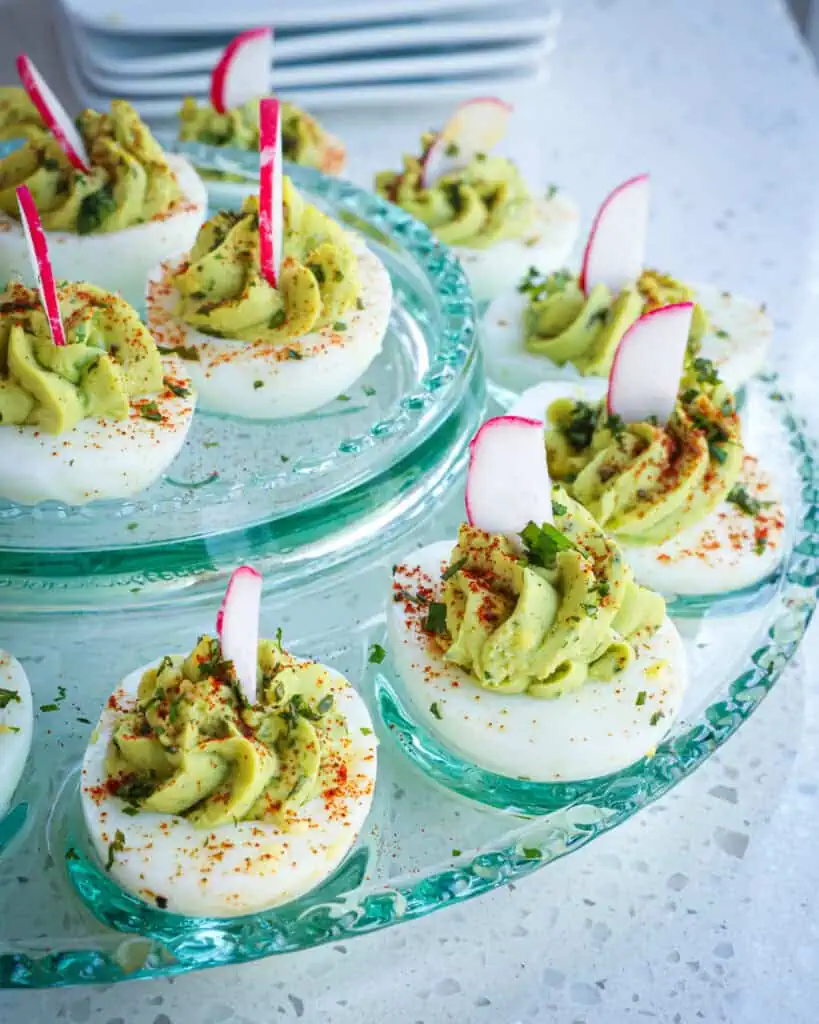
[0,651,34,819]
[622,454,786,597]
[482,280,771,394]
[387,542,688,783]
[81,657,378,918]
[0,155,207,311]
[146,234,392,420]
[508,381,787,599]
[455,191,579,306]
[0,368,196,505]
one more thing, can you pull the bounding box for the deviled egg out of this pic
[0,280,196,505]
[483,175,771,393]
[0,86,48,143]
[146,177,391,420]
[375,99,578,305]
[539,307,785,599]
[81,567,378,918]
[386,415,687,783]
[0,99,206,309]
[0,651,33,818]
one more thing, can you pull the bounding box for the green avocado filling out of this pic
[178,97,332,170]
[432,490,665,699]
[105,636,354,829]
[172,176,360,343]
[545,361,743,545]
[0,86,49,143]
[0,281,165,434]
[375,132,533,248]
[520,267,710,377]
[0,99,183,235]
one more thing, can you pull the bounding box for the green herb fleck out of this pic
[441,556,468,581]
[545,184,558,200]
[520,521,575,570]
[564,401,598,451]
[727,484,770,518]
[77,185,117,235]
[356,297,365,311]
[286,348,303,360]
[429,701,443,720]
[715,328,730,339]
[126,522,138,531]
[139,402,162,423]
[268,307,287,329]
[106,829,126,871]
[332,321,347,332]
[452,848,462,857]
[552,500,568,516]
[164,378,191,399]
[158,343,201,361]
[39,703,59,713]
[754,532,769,556]
[316,694,335,716]
[649,710,665,727]
[362,384,376,397]
[337,394,351,402]
[424,602,448,634]
[635,691,647,706]
[275,627,284,651]
[253,380,264,390]
[522,847,541,860]
[445,141,459,157]
[122,805,140,817]
[368,643,386,665]
[0,688,20,710]
[360,726,373,736]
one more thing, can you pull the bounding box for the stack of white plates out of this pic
[56,0,560,122]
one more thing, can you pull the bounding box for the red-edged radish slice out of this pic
[421,97,512,188]
[465,415,552,538]
[210,27,273,114]
[579,173,649,296]
[15,185,66,348]
[16,54,90,173]
[217,565,263,705]
[259,96,283,289]
[607,302,693,425]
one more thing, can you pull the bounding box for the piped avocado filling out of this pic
[425,490,665,699]
[103,636,352,829]
[0,99,183,234]
[375,132,534,248]
[0,281,170,434]
[545,360,743,544]
[178,97,331,169]
[171,176,360,343]
[520,267,710,377]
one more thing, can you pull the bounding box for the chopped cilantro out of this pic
[368,643,386,664]
[564,401,598,451]
[429,701,443,720]
[356,297,366,311]
[253,380,264,389]
[605,413,626,442]
[360,726,373,736]
[126,522,138,531]
[77,185,117,235]
[308,262,326,285]
[552,500,568,516]
[164,378,190,399]
[337,394,351,402]
[362,384,376,397]
[452,848,462,857]
[39,703,59,713]
[203,440,220,448]
[394,588,428,605]
[692,357,720,386]
[715,328,730,339]
[268,307,287,329]
[139,402,162,423]
[754,533,769,556]
[332,321,348,332]
[581,602,599,618]
[445,141,459,157]
[522,847,541,860]
[441,556,468,581]
[727,484,769,518]
[635,691,647,706]
[649,710,665,727]
[286,348,303,360]
[424,602,448,634]
[520,521,575,570]
[708,442,727,465]
[122,805,140,817]
[275,627,284,651]
[105,829,126,871]
[0,688,20,709]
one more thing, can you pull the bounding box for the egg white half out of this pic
[387,542,688,783]
[508,381,787,598]
[81,657,378,918]
[0,369,196,505]
[0,651,34,819]
[454,191,579,305]
[0,155,207,311]
[623,454,786,596]
[482,281,771,394]
[146,234,392,420]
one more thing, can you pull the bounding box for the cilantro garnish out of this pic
[441,556,468,582]
[727,485,770,518]
[368,643,386,665]
[635,691,647,706]
[0,688,20,710]
[520,521,575,570]
[649,710,666,727]
[139,402,163,423]
[105,829,126,871]
[424,602,448,634]
[564,401,598,451]
[429,702,443,720]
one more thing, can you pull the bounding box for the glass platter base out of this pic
[0,377,816,988]
[0,163,478,609]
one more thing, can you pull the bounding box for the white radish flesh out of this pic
[210,27,273,114]
[217,565,263,705]
[579,173,649,296]
[259,96,283,288]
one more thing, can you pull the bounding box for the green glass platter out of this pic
[0,375,814,988]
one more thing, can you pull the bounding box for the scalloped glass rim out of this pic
[0,150,476,533]
[0,374,816,989]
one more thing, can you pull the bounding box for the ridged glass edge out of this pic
[0,374,815,987]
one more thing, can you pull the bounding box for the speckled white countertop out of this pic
[4,0,819,1020]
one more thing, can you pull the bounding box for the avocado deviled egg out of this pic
[0,237,196,505]
[483,174,771,394]
[80,567,378,917]
[0,651,33,819]
[375,99,578,305]
[0,86,49,143]
[0,57,206,310]
[540,304,785,600]
[179,28,345,178]
[147,169,391,419]
[387,415,687,784]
